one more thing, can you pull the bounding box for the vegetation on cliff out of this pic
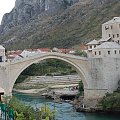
[100,91,120,111]
[100,81,120,111]
[0,0,120,50]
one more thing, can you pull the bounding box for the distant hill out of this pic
[0,0,120,50]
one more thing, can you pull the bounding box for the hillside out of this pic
[0,0,120,50]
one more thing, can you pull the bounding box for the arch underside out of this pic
[11,55,88,93]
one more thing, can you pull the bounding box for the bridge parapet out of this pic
[10,52,88,64]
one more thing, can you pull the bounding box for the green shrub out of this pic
[74,50,87,57]
[100,91,120,110]
[5,97,57,120]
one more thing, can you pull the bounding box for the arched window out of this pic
[115,50,117,54]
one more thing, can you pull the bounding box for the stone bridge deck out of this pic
[10,52,88,64]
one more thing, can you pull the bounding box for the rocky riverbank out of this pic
[72,91,120,114]
[13,75,80,99]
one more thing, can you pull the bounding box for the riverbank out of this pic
[13,75,80,99]
[76,107,120,113]
[72,91,120,114]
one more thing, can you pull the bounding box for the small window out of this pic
[117,34,119,38]
[105,26,109,30]
[111,26,113,29]
[115,50,117,54]
[119,50,120,54]
[90,46,92,49]
[99,51,101,55]
[94,45,96,48]
[105,26,107,30]
[113,34,115,38]
[0,56,2,62]
[108,51,110,54]
[95,52,96,55]
[118,40,119,44]
[109,34,111,37]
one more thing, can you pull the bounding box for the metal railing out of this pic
[0,102,14,120]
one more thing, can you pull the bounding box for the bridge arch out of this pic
[10,53,89,94]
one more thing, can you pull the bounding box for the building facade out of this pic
[102,17,120,44]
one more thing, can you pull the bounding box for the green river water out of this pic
[13,92,120,120]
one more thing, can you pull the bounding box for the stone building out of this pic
[86,17,120,93]
[91,42,120,58]
[102,17,120,44]
[87,17,120,56]
[87,39,100,51]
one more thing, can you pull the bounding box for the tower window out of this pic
[94,45,96,48]
[111,26,113,29]
[105,26,109,30]
[0,56,2,62]
[109,34,111,37]
[113,34,115,38]
[108,51,110,54]
[99,51,101,55]
[95,52,96,55]
[117,34,119,38]
[115,50,117,54]
[90,46,92,49]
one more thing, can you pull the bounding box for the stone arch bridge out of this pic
[0,52,119,101]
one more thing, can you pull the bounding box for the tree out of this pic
[74,50,87,57]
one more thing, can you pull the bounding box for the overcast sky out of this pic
[0,0,15,24]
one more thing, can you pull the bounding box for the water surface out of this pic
[13,92,120,120]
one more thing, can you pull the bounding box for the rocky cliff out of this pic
[0,0,120,50]
[0,0,78,34]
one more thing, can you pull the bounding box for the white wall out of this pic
[102,22,120,43]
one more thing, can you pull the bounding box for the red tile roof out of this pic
[59,48,71,53]
[38,48,50,52]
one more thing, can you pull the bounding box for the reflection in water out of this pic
[13,92,120,120]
